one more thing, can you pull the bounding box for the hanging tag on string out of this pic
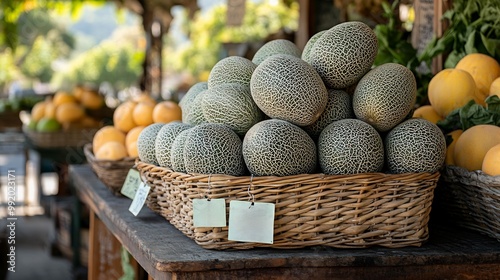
[193,174,227,227]
[129,182,150,216]
[121,168,142,199]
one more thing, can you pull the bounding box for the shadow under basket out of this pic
[435,165,500,242]
[136,160,440,250]
[84,144,136,196]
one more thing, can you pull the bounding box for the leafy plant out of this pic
[419,0,500,69]
[373,0,433,106]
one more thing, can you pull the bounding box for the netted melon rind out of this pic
[183,123,246,176]
[137,123,166,166]
[155,122,192,168]
[170,128,192,173]
[250,54,328,126]
[251,39,302,65]
[353,62,417,132]
[180,82,208,121]
[201,83,264,136]
[385,118,446,174]
[301,30,326,64]
[309,21,378,89]
[208,56,257,89]
[318,119,384,175]
[242,119,317,177]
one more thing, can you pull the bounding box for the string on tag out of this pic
[247,174,255,208]
[205,174,212,201]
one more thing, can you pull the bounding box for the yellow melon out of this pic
[80,89,104,110]
[445,129,463,166]
[113,101,137,133]
[412,105,443,124]
[132,93,156,105]
[152,101,182,124]
[456,53,500,106]
[453,125,500,171]
[55,102,85,123]
[95,141,128,160]
[490,77,500,98]
[31,101,48,122]
[428,68,477,118]
[44,102,57,119]
[482,143,500,176]
[125,126,145,148]
[53,91,76,106]
[132,102,155,126]
[92,125,126,154]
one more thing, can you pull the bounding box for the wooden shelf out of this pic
[69,164,500,279]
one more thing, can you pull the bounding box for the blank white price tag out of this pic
[228,201,275,244]
[121,169,142,199]
[128,182,150,216]
[193,198,226,227]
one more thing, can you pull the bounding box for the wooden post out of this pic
[432,0,452,73]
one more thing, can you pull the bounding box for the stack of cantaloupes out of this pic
[414,53,500,176]
[92,93,182,161]
[136,21,448,177]
[27,88,106,133]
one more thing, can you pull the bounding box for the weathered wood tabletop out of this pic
[69,164,500,280]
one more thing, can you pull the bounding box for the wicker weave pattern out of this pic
[437,165,500,242]
[84,144,136,196]
[137,161,439,249]
[23,125,98,148]
[135,161,171,215]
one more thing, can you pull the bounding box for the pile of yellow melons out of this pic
[28,87,104,132]
[92,94,182,161]
[412,53,500,176]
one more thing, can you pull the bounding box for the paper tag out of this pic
[121,169,142,199]
[193,198,227,227]
[128,182,150,216]
[228,201,275,244]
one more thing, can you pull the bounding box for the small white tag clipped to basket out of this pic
[228,201,275,244]
[129,182,150,216]
[192,198,227,227]
[121,168,142,200]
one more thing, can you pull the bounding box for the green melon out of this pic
[208,56,257,88]
[137,123,166,165]
[182,89,208,125]
[170,128,192,173]
[250,54,328,126]
[201,83,264,136]
[309,21,378,89]
[318,119,384,175]
[385,118,446,174]
[155,121,192,168]
[183,123,246,176]
[302,89,353,140]
[179,82,208,121]
[251,39,302,65]
[242,119,317,176]
[301,30,326,64]
[353,63,417,132]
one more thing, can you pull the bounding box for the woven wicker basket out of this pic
[135,160,171,215]
[136,160,440,250]
[23,125,98,148]
[435,165,500,242]
[84,144,136,196]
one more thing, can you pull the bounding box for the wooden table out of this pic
[69,164,500,280]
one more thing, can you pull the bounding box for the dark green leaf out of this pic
[465,30,477,53]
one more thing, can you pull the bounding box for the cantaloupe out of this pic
[242,119,317,176]
[385,118,446,174]
[318,119,384,175]
[301,30,326,64]
[183,123,246,176]
[170,128,192,173]
[179,82,208,122]
[207,56,257,88]
[182,89,207,125]
[309,21,378,89]
[302,89,353,140]
[250,54,328,126]
[251,39,302,65]
[154,121,192,168]
[137,123,165,165]
[353,63,417,132]
[201,83,263,136]
[453,124,500,171]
